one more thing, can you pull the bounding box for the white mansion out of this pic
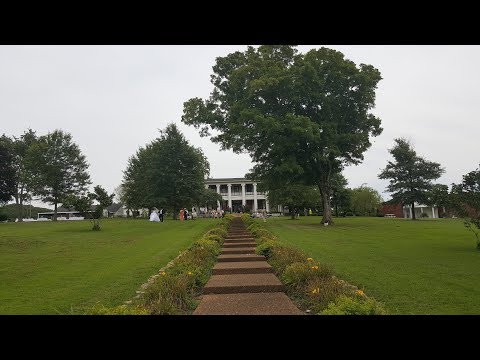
[205,177,270,213]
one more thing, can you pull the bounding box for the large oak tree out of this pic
[182,45,382,224]
[378,138,444,220]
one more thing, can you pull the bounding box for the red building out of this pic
[380,203,403,218]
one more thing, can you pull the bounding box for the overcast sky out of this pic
[1,45,479,207]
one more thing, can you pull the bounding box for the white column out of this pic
[265,197,270,212]
[253,183,258,211]
[409,206,412,218]
[241,183,246,206]
[227,184,232,209]
[432,207,435,219]
[216,184,221,210]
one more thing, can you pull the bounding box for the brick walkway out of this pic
[194,217,303,315]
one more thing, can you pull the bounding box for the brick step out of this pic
[221,247,256,255]
[217,254,265,262]
[227,233,250,237]
[225,235,254,240]
[212,261,273,275]
[224,238,255,243]
[203,274,284,294]
[193,293,303,315]
[222,242,257,248]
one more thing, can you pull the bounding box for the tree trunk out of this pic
[15,194,23,222]
[320,185,334,225]
[290,207,295,220]
[53,202,57,221]
[411,201,416,220]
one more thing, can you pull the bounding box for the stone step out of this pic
[221,247,256,255]
[217,254,265,262]
[203,274,284,294]
[227,234,250,237]
[225,236,254,240]
[193,293,303,315]
[224,239,255,243]
[212,261,273,275]
[222,242,257,248]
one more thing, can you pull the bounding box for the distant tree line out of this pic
[0,129,112,227]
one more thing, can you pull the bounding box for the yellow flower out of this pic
[356,289,365,296]
[307,258,313,261]
[161,272,166,276]
[187,272,193,276]
[311,266,319,270]
[311,288,320,294]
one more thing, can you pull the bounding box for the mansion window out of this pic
[231,184,242,196]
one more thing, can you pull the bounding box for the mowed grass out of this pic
[0,218,219,314]
[263,216,480,314]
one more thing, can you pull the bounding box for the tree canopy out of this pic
[378,138,444,220]
[0,135,16,203]
[28,129,91,220]
[182,45,382,225]
[122,123,210,219]
[451,166,480,249]
[267,183,321,218]
[350,184,383,216]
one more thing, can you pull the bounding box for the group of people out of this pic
[179,208,197,221]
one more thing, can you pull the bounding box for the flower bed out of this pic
[241,214,387,315]
[87,216,233,315]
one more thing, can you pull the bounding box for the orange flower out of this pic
[311,266,319,270]
[161,272,166,276]
[307,258,313,261]
[187,272,193,276]
[311,288,320,294]
[356,289,365,296]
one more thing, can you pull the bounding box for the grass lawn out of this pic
[0,218,219,314]
[263,216,480,314]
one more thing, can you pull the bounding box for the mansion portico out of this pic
[205,178,269,213]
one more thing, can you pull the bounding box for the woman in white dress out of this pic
[149,208,160,222]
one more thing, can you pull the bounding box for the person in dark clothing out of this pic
[159,208,164,223]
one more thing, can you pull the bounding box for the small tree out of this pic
[451,166,480,249]
[199,188,223,210]
[426,184,451,217]
[63,185,114,231]
[351,185,383,216]
[378,138,444,220]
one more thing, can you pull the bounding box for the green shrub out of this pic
[421,213,429,218]
[281,261,333,289]
[257,235,276,245]
[251,228,276,239]
[269,245,308,275]
[0,212,8,222]
[321,295,387,315]
[256,240,278,258]
[241,214,251,223]
[205,227,228,238]
[86,303,149,315]
[141,273,197,315]
[303,277,355,313]
[202,234,224,244]
[190,239,221,255]
[224,214,235,222]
